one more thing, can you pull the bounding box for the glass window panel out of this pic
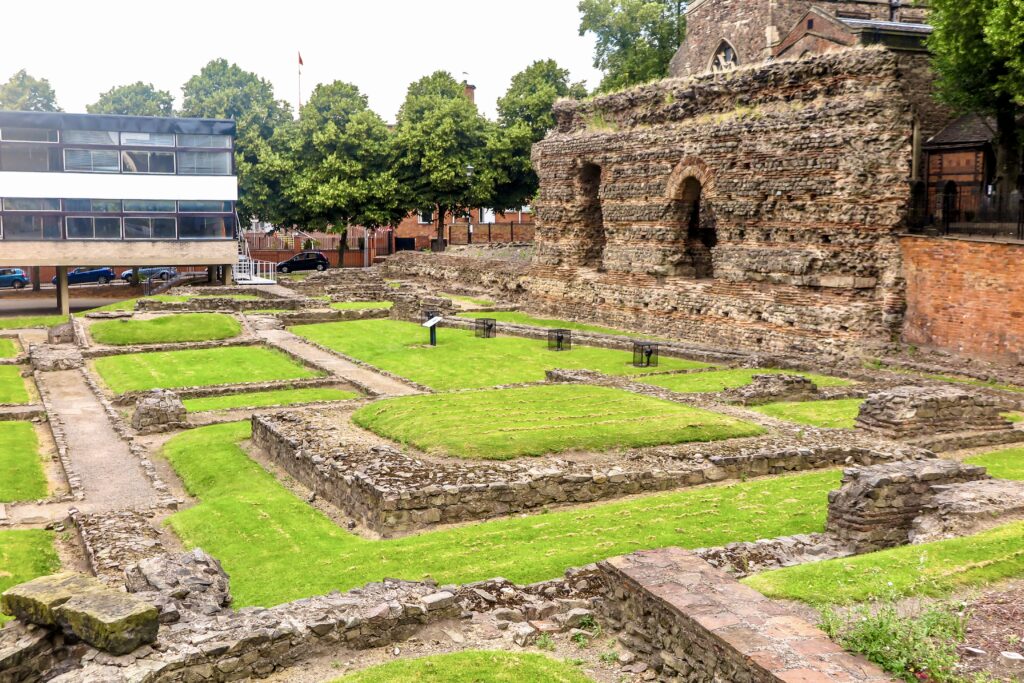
[177,151,231,175]
[121,132,174,147]
[178,200,233,213]
[63,130,118,145]
[122,150,175,174]
[2,214,61,240]
[153,218,177,239]
[176,134,231,149]
[149,152,175,174]
[0,128,58,142]
[124,217,176,240]
[3,198,60,211]
[179,216,231,239]
[66,217,95,239]
[64,199,122,213]
[1,144,60,171]
[95,217,122,239]
[64,149,119,173]
[123,200,175,213]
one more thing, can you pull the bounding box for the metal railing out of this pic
[908,187,1024,240]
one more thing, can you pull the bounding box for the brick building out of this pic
[392,208,535,251]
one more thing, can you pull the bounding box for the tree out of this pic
[87,82,174,116]
[0,70,61,112]
[578,0,687,92]
[393,71,491,251]
[181,59,293,221]
[497,59,588,141]
[929,0,1024,205]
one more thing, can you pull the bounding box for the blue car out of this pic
[0,268,30,289]
[51,267,117,286]
[120,267,178,282]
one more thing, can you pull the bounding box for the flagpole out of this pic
[297,53,302,111]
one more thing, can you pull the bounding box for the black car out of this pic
[277,251,329,273]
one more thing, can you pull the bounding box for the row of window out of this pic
[0,146,232,175]
[0,214,234,241]
[1,198,233,213]
[417,206,534,224]
[0,128,231,149]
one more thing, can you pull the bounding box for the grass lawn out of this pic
[871,363,1024,394]
[1003,412,1023,423]
[89,313,241,346]
[442,293,494,307]
[966,447,1024,481]
[460,311,661,339]
[639,368,852,394]
[161,422,838,608]
[744,520,1024,605]
[0,422,46,502]
[0,315,66,330]
[333,651,593,683]
[184,387,359,412]
[751,398,865,429]
[0,366,30,404]
[354,385,764,459]
[0,530,60,624]
[330,301,393,311]
[290,319,709,390]
[94,346,322,393]
[0,338,18,358]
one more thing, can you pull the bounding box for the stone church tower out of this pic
[670,0,930,78]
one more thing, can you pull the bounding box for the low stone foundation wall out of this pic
[910,478,1024,544]
[273,307,390,326]
[856,385,1013,439]
[598,548,896,682]
[381,252,530,301]
[253,411,929,536]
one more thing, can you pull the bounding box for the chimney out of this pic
[463,83,476,104]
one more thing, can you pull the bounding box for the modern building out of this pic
[0,111,238,314]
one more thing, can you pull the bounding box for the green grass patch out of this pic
[0,422,46,502]
[1003,411,1023,423]
[0,338,18,358]
[461,311,662,339]
[0,530,60,624]
[640,368,852,394]
[290,319,709,390]
[184,388,359,412]
[0,315,66,330]
[744,520,1024,605]
[89,313,241,346]
[751,398,864,429]
[966,447,1024,481]
[442,292,494,307]
[386,281,402,289]
[94,346,322,393]
[0,366,30,404]
[330,301,393,311]
[872,362,1024,394]
[161,422,838,607]
[332,651,594,683]
[354,385,765,459]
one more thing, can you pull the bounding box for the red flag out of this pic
[298,52,304,67]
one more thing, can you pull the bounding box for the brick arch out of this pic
[664,157,717,279]
[666,157,716,200]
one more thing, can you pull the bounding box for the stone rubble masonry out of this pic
[382,252,530,302]
[598,547,897,682]
[388,291,456,323]
[71,508,168,586]
[694,533,853,579]
[28,345,83,372]
[725,373,819,405]
[910,479,1024,544]
[902,236,1024,364]
[131,390,187,434]
[46,324,74,346]
[855,385,1015,439]
[530,48,937,356]
[0,625,66,683]
[253,410,929,536]
[826,460,989,552]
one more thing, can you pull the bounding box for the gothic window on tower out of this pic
[710,41,738,72]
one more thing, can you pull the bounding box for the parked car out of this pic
[277,251,329,273]
[119,267,178,282]
[51,267,117,286]
[0,268,30,289]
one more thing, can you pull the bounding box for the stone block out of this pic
[55,591,159,656]
[131,390,187,433]
[29,345,83,372]
[0,573,103,626]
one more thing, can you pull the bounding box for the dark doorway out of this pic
[578,162,606,267]
[668,176,715,278]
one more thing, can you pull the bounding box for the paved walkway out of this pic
[257,328,421,396]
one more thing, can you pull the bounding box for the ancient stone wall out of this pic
[381,252,529,300]
[532,49,939,356]
[902,236,1024,364]
[855,385,1014,439]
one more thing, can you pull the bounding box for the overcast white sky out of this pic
[1,0,603,122]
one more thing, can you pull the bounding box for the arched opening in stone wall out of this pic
[710,40,739,72]
[578,162,606,267]
[668,175,716,279]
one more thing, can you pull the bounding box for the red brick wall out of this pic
[902,235,1024,362]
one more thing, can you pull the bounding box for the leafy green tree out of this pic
[497,59,588,140]
[930,0,1023,203]
[0,70,61,112]
[181,59,293,221]
[578,0,687,92]
[392,71,491,251]
[87,82,174,116]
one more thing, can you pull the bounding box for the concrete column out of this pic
[223,264,234,286]
[132,267,141,286]
[31,267,41,292]
[56,266,70,317]
[207,266,215,284]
